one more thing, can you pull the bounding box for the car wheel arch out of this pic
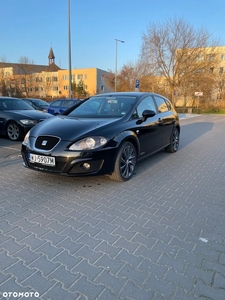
[113,130,140,158]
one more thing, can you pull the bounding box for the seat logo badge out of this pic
[42,140,47,146]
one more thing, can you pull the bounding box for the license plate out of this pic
[29,154,55,166]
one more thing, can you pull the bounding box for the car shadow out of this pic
[134,121,214,176]
[178,121,213,150]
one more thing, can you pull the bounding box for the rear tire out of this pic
[6,122,23,141]
[165,127,179,153]
[109,141,137,182]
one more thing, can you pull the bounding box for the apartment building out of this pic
[0,47,113,99]
[174,46,225,107]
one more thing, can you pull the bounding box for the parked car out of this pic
[22,98,49,112]
[0,96,52,141]
[47,98,81,115]
[21,92,180,181]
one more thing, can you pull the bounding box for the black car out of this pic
[21,92,180,181]
[22,98,49,112]
[0,96,52,141]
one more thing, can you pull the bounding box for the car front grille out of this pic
[35,135,60,151]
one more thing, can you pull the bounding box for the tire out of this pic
[109,141,137,182]
[165,127,179,153]
[6,122,23,141]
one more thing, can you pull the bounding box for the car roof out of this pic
[0,96,23,100]
[50,98,80,103]
[94,92,154,97]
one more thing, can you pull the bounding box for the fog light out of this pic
[83,163,90,169]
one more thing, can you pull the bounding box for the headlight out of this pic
[69,136,108,150]
[20,119,37,125]
[23,131,30,145]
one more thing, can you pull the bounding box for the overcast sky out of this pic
[1,0,225,71]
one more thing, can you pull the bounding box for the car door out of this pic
[48,100,62,115]
[153,95,176,147]
[133,96,163,157]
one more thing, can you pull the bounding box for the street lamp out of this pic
[115,39,124,92]
[68,0,72,98]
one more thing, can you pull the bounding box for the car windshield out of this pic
[0,99,34,110]
[68,96,136,118]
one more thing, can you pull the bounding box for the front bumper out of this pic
[21,143,117,177]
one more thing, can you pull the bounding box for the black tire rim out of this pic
[173,129,179,151]
[7,123,20,140]
[120,145,136,179]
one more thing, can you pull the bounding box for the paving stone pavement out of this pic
[0,115,225,300]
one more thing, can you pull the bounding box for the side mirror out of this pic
[136,109,156,124]
[142,109,156,119]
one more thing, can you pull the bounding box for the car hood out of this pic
[5,110,52,119]
[30,115,119,141]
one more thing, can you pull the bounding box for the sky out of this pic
[1,0,225,72]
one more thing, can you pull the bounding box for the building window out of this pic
[62,75,68,80]
[221,53,225,60]
[72,74,76,82]
[77,74,83,80]
[52,77,58,82]
[63,86,68,90]
[196,68,203,73]
[101,85,104,91]
[53,86,58,91]
[196,55,203,62]
[207,67,214,73]
[219,67,225,73]
[206,54,215,61]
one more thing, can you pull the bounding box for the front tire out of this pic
[109,141,137,182]
[165,127,179,153]
[6,122,23,141]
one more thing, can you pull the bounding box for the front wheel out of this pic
[6,122,23,141]
[165,127,179,153]
[109,141,137,182]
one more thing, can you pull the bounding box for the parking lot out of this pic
[0,115,225,300]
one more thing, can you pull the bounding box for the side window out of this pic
[165,99,172,110]
[154,96,169,113]
[51,100,61,107]
[63,101,73,108]
[136,96,156,118]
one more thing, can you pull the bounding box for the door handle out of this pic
[158,118,162,123]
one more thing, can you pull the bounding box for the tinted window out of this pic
[154,96,169,113]
[136,96,156,118]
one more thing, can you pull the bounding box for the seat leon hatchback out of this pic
[21,92,180,181]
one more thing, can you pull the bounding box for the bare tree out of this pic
[140,17,219,105]
[17,56,35,97]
